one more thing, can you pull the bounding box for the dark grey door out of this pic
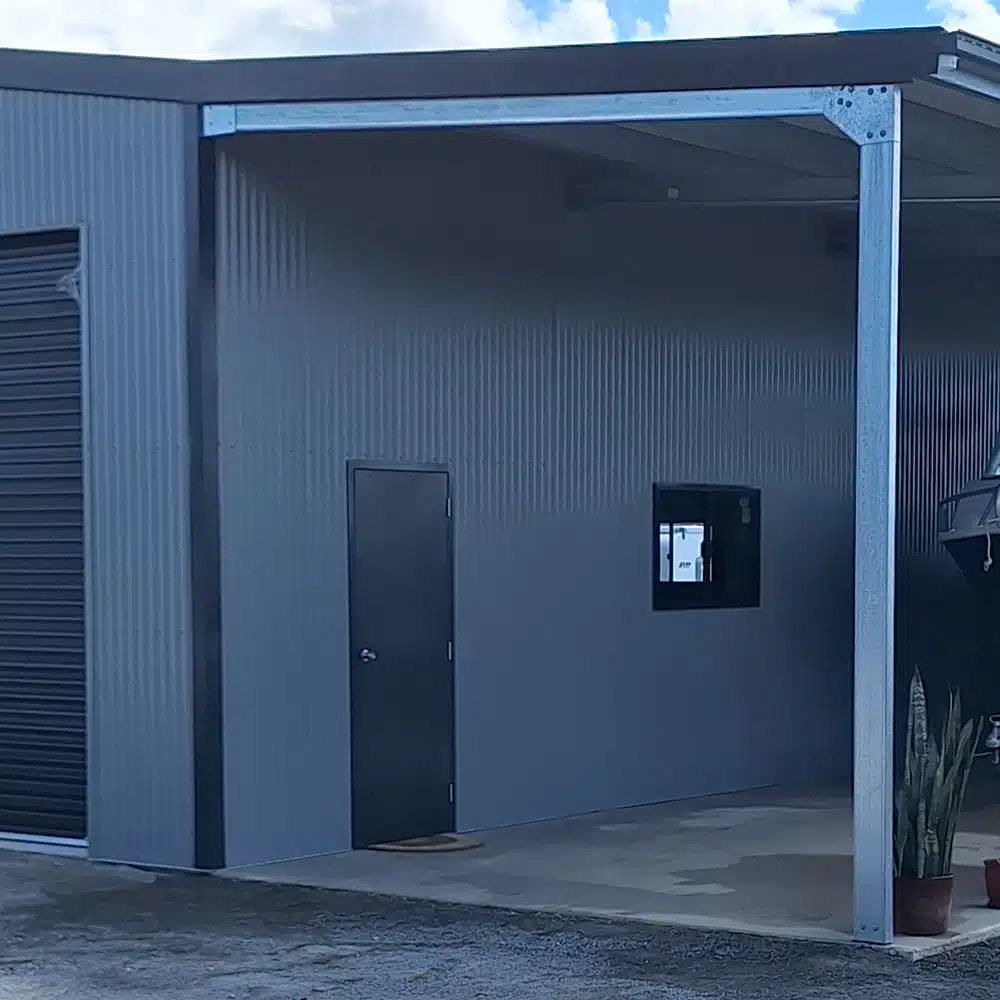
[349,466,454,848]
[0,230,85,840]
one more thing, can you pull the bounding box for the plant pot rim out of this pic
[895,873,954,882]
[987,859,1000,867]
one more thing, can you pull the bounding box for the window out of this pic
[658,522,710,583]
[652,484,760,612]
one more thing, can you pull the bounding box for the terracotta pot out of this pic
[985,860,1000,909]
[893,875,954,936]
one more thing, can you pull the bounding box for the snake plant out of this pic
[894,668,981,879]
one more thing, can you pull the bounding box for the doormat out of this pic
[369,833,484,853]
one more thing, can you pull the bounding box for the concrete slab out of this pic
[223,787,1000,958]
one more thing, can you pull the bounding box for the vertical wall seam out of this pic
[188,115,225,870]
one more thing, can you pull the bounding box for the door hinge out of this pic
[447,640,453,661]
[449,783,454,804]
[446,496,452,518]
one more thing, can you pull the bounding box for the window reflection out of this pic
[658,521,709,583]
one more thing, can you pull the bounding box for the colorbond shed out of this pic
[1,26,999,943]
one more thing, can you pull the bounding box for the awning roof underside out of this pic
[4,25,1000,252]
[489,78,1000,255]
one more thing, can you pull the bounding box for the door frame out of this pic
[345,459,457,846]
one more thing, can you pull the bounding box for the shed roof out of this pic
[0,26,991,106]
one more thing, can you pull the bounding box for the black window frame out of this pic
[652,483,761,612]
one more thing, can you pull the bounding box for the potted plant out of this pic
[986,858,1000,909]
[981,717,1000,907]
[893,668,981,936]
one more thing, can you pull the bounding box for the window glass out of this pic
[672,523,707,583]
[657,521,709,583]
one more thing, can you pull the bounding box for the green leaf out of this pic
[894,786,908,877]
[912,668,929,759]
[894,667,981,879]
[917,798,928,878]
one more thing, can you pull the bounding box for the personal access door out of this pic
[348,465,455,848]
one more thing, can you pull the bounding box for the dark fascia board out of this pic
[0,47,208,102]
[195,26,958,103]
[0,26,964,105]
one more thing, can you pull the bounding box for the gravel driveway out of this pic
[0,852,996,998]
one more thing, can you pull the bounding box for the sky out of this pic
[0,0,999,60]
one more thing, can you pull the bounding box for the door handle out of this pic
[359,648,378,663]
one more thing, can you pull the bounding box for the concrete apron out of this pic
[220,788,1000,960]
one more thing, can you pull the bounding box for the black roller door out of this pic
[0,230,84,840]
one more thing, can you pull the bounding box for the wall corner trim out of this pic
[186,105,226,870]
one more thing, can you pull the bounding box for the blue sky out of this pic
[604,0,937,36]
[845,0,937,27]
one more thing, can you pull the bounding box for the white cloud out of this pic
[929,0,1000,42]
[0,0,870,60]
[663,0,861,39]
[0,0,616,59]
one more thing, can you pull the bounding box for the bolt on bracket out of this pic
[823,85,899,146]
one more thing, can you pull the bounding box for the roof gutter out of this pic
[931,33,1000,103]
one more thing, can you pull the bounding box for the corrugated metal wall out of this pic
[0,90,193,865]
[216,130,1000,867]
[896,271,1000,724]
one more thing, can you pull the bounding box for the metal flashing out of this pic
[185,106,226,870]
[933,55,1000,103]
[955,32,1000,67]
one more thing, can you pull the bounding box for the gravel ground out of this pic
[0,853,997,998]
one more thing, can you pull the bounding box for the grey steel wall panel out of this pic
[216,130,1000,866]
[895,268,1000,720]
[0,89,193,865]
[216,132,851,865]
